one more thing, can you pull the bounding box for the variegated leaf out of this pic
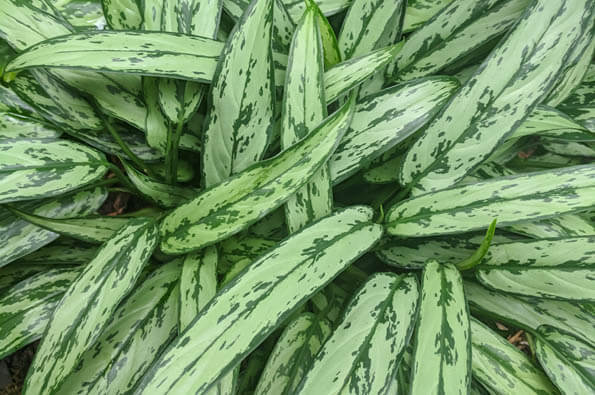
[392,0,530,82]
[535,325,595,395]
[17,239,97,266]
[476,236,595,301]
[6,206,131,244]
[403,0,453,32]
[465,281,594,344]
[24,219,159,394]
[57,261,181,395]
[399,0,595,194]
[0,138,108,203]
[281,4,330,233]
[136,206,383,393]
[386,165,595,237]
[329,76,459,184]
[255,313,332,395]
[0,267,82,359]
[470,317,555,394]
[410,261,470,394]
[7,31,224,83]
[0,187,107,268]
[510,105,595,142]
[102,0,142,29]
[297,273,418,394]
[160,97,354,255]
[202,0,275,186]
[123,162,197,208]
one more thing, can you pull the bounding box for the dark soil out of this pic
[0,342,37,395]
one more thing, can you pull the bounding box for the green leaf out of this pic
[0,267,82,359]
[281,5,330,233]
[324,44,402,103]
[17,239,97,266]
[202,0,275,186]
[305,0,341,69]
[399,0,595,194]
[511,105,595,142]
[137,206,383,393]
[254,313,331,395]
[5,206,131,244]
[392,0,530,81]
[296,272,418,394]
[402,0,453,32]
[179,246,218,330]
[470,317,555,394]
[376,233,516,270]
[465,281,594,344]
[102,0,142,29]
[0,112,62,140]
[456,219,496,271]
[219,235,276,272]
[0,187,107,268]
[0,264,50,294]
[535,325,595,395]
[475,236,595,301]
[56,0,105,28]
[123,162,197,208]
[558,64,595,132]
[410,261,470,394]
[159,97,354,255]
[386,165,595,237]
[337,0,405,96]
[0,138,108,203]
[7,31,224,83]
[24,218,159,394]
[285,0,351,23]
[56,261,181,394]
[329,76,459,184]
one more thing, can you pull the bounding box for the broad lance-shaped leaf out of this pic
[391,0,530,82]
[160,97,354,255]
[153,0,222,123]
[17,239,97,266]
[202,0,275,187]
[509,105,595,142]
[409,261,470,394]
[179,247,218,330]
[179,247,237,393]
[123,162,197,208]
[0,0,145,131]
[24,219,159,394]
[296,273,418,394]
[329,76,459,184]
[136,206,383,393]
[56,261,181,394]
[476,236,595,301]
[323,44,401,103]
[0,138,108,203]
[337,0,404,96]
[402,0,453,32]
[535,325,595,394]
[254,313,332,395]
[0,111,62,140]
[0,267,82,359]
[281,5,330,233]
[102,0,142,29]
[0,187,107,268]
[4,207,131,244]
[464,281,594,345]
[376,232,516,270]
[558,64,595,132]
[399,0,595,194]
[470,317,556,394]
[386,164,595,238]
[7,31,223,83]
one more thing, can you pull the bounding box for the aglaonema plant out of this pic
[0,0,593,394]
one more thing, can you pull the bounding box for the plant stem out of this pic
[165,117,185,184]
[100,112,157,179]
